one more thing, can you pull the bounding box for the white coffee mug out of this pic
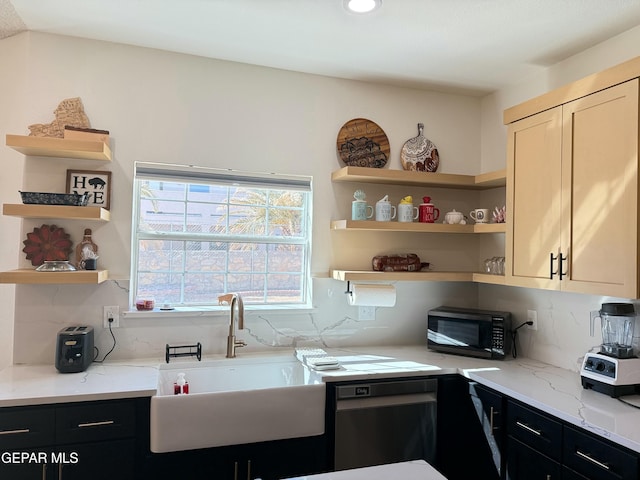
[470,208,489,224]
[397,203,419,223]
[375,201,397,222]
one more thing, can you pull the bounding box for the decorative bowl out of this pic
[19,191,89,206]
[35,261,77,272]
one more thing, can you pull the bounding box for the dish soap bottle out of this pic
[173,372,189,395]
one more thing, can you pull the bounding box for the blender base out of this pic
[581,375,640,398]
[581,353,640,398]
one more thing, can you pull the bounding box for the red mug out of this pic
[419,197,440,223]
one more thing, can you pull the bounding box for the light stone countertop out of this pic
[283,460,446,480]
[1,345,640,454]
[0,360,159,407]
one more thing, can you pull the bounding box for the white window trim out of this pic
[129,162,313,312]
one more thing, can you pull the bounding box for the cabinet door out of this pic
[561,79,640,297]
[563,426,638,480]
[507,436,561,480]
[437,376,499,480]
[506,106,563,290]
[470,382,505,457]
[57,439,135,480]
[0,449,53,480]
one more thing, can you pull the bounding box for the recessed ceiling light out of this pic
[344,0,382,14]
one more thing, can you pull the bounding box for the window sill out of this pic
[122,305,317,320]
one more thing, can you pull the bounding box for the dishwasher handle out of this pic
[336,392,436,411]
[336,378,437,400]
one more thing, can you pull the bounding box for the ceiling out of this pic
[4,0,640,95]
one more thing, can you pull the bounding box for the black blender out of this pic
[581,303,640,397]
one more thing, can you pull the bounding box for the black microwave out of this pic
[427,306,512,359]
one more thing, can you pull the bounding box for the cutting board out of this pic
[400,123,439,172]
[336,118,390,168]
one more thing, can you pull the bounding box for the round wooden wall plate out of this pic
[336,118,390,168]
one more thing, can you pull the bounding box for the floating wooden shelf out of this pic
[331,219,506,233]
[3,204,110,221]
[473,223,507,233]
[6,134,112,161]
[331,270,506,285]
[472,273,506,285]
[0,269,109,284]
[329,166,507,286]
[330,270,474,282]
[331,166,506,189]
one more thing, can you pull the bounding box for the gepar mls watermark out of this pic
[2,451,79,464]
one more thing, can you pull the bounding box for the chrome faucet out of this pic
[218,293,246,358]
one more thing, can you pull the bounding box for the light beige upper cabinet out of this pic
[506,106,563,291]
[506,78,639,298]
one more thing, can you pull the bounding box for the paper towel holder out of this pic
[343,282,397,308]
[345,281,353,296]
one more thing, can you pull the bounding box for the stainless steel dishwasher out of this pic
[332,377,437,471]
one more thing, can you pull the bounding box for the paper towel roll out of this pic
[348,284,396,307]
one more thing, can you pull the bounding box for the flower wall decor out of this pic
[22,224,73,266]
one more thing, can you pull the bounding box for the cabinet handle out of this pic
[234,461,238,480]
[516,421,542,436]
[489,406,494,431]
[550,251,567,280]
[58,463,63,480]
[41,463,46,480]
[576,450,610,470]
[490,407,500,432]
[558,252,567,280]
[0,428,30,435]
[246,459,251,480]
[549,253,558,279]
[77,420,114,428]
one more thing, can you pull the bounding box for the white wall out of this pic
[0,33,28,369]
[5,26,640,371]
[478,25,640,371]
[2,32,482,366]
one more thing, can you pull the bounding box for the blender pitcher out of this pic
[590,303,638,358]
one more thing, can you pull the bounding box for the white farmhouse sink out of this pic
[150,354,325,453]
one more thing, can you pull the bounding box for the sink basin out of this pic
[150,354,325,453]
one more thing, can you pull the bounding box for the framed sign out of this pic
[66,170,112,210]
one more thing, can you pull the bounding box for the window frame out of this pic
[129,162,313,312]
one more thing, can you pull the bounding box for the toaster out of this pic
[55,326,94,373]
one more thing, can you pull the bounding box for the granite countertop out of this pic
[1,345,640,454]
[283,460,446,480]
[0,361,159,407]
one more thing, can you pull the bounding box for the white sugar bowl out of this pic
[443,209,465,224]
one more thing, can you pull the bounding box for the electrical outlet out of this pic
[103,306,120,328]
[358,306,376,321]
[527,309,538,330]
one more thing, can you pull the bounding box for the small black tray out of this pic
[20,191,89,206]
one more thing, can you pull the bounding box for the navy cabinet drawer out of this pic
[507,436,561,480]
[56,400,136,444]
[563,426,638,480]
[0,406,55,449]
[507,400,562,461]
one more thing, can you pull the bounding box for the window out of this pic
[130,162,313,310]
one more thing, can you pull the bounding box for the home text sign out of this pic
[66,170,112,210]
